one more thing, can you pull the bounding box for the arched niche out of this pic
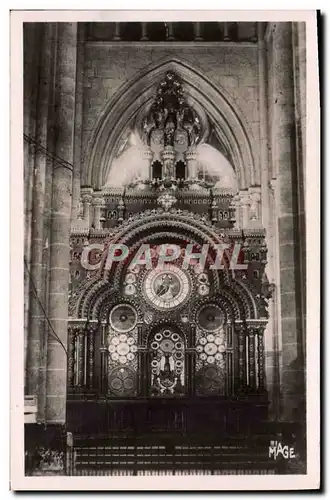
[82,58,257,190]
[148,325,186,398]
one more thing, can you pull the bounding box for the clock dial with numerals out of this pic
[143,264,190,311]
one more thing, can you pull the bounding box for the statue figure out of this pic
[141,116,154,145]
[149,109,165,161]
[176,107,185,129]
[164,114,176,146]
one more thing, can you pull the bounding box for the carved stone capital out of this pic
[81,193,93,204]
[92,195,104,207]
[80,187,93,203]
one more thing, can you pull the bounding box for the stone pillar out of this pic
[194,22,203,41]
[26,24,55,404]
[185,147,198,180]
[71,24,85,221]
[92,193,104,230]
[272,22,304,422]
[80,187,93,227]
[258,23,281,419]
[258,23,270,231]
[140,22,149,41]
[24,24,43,385]
[46,23,77,424]
[292,21,307,361]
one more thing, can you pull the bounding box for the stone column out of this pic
[71,24,85,221]
[272,23,304,422]
[258,23,280,420]
[92,193,104,230]
[24,24,43,386]
[26,24,55,404]
[292,21,307,362]
[258,23,270,231]
[46,23,77,424]
[80,187,93,227]
[185,147,198,180]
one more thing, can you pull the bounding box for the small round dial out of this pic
[204,343,217,356]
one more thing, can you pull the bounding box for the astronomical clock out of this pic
[67,69,270,437]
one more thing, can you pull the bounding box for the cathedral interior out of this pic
[24,21,306,476]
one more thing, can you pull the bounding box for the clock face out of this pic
[143,265,190,311]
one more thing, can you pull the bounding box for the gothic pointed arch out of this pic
[82,58,257,190]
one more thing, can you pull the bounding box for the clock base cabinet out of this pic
[66,397,269,438]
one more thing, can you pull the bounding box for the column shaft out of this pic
[26,24,55,399]
[38,23,58,422]
[272,22,304,421]
[258,23,270,230]
[71,24,85,221]
[24,23,43,390]
[46,23,77,424]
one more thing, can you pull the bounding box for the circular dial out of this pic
[108,366,136,397]
[160,338,175,353]
[124,284,136,296]
[197,305,224,332]
[109,304,137,333]
[143,265,190,310]
[204,342,217,356]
